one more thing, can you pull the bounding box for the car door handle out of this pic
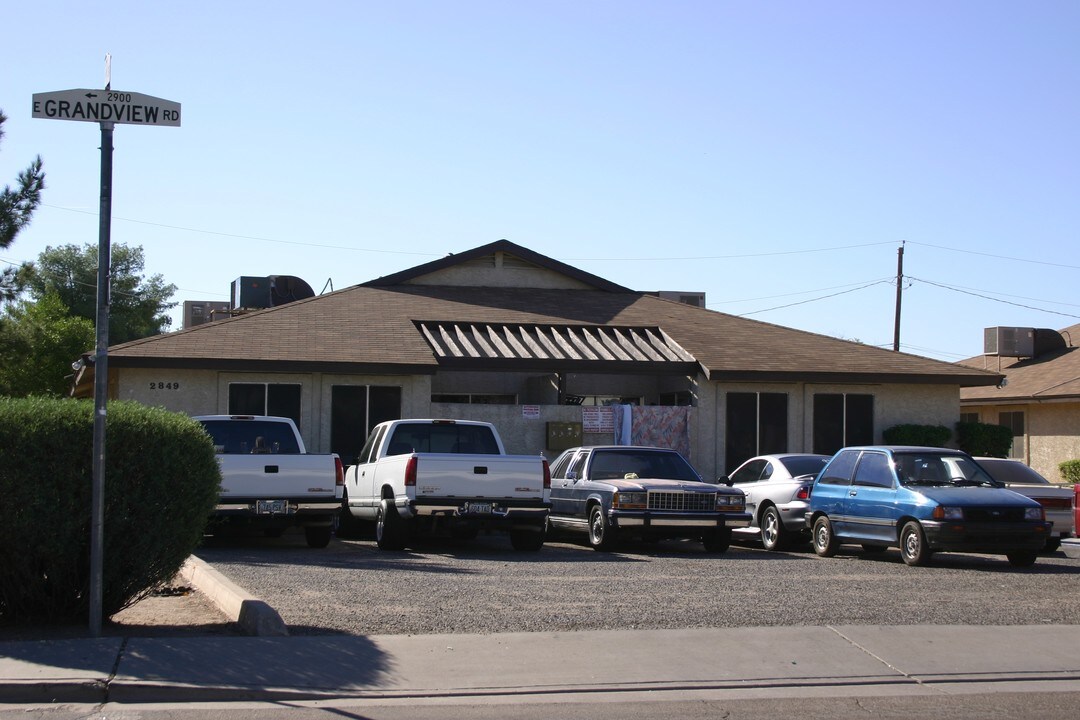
[848,490,858,497]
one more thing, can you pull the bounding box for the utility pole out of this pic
[893,241,905,352]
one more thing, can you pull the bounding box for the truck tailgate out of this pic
[413,454,546,499]
[218,456,338,499]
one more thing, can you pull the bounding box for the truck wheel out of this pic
[337,489,362,539]
[305,525,332,548]
[702,527,732,554]
[510,526,545,552]
[588,506,618,551]
[376,499,407,551]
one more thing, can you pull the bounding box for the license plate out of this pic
[466,502,492,514]
[256,499,289,515]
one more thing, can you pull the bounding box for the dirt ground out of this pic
[0,580,242,641]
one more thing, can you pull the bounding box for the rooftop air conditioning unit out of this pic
[984,327,1035,358]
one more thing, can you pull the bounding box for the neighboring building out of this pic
[959,324,1080,483]
[73,240,1000,480]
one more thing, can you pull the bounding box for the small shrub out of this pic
[882,424,951,447]
[0,397,221,625]
[955,421,1014,458]
[1059,459,1080,485]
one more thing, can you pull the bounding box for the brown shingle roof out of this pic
[959,323,1080,401]
[107,284,1001,386]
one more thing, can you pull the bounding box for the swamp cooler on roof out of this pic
[232,275,315,310]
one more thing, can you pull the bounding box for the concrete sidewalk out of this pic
[2,624,1080,704]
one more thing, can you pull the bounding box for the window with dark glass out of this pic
[331,385,402,463]
[853,451,893,488]
[812,393,874,455]
[227,383,302,429]
[725,392,788,471]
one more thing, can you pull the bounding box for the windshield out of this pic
[893,452,1000,488]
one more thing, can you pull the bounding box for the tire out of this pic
[588,505,618,551]
[861,544,888,554]
[812,515,839,557]
[510,526,545,552]
[702,526,732,554]
[376,498,407,551]
[760,506,788,551]
[304,525,332,548]
[337,489,363,539]
[899,521,932,566]
[1007,551,1038,567]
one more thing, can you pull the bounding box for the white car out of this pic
[973,457,1075,553]
[723,454,830,550]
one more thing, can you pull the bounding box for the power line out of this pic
[709,277,894,305]
[907,241,1080,271]
[567,240,895,262]
[910,276,1080,320]
[737,279,893,317]
[40,204,440,257]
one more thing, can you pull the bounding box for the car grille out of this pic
[648,491,714,512]
[964,507,1027,522]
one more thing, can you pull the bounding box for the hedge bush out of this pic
[0,397,221,626]
[882,424,951,447]
[955,421,1014,458]
[1059,460,1080,485]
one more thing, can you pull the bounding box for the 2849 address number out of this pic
[149,382,180,390]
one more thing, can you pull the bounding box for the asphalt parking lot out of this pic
[195,528,1080,636]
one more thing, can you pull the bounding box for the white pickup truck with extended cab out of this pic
[194,415,344,548]
[340,419,550,551]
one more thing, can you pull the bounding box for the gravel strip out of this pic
[196,530,1080,636]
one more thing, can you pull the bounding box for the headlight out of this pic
[1025,507,1045,521]
[932,506,964,520]
[613,491,647,509]
[716,493,745,511]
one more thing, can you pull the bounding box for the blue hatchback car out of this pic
[806,446,1051,567]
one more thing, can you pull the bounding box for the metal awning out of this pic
[416,322,699,372]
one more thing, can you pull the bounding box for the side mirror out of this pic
[718,475,733,487]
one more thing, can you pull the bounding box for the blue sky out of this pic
[3,1,1078,361]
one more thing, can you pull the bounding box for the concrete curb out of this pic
[179,556,288,637]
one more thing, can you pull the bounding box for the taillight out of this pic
[796,485,810,500]
[334,457,344,487]
[404,455,418,487]
[542,459,551,489]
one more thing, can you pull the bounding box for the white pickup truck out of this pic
[195,415,344,548]
[340,419,550,551]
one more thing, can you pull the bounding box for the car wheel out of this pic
[304,525,332,548]
[702,526,732,554]
[812,515,838,557]
[376,498,407,551]
[1042,538,1061,554]
[899,521,932,566]
[510,525,545,552]
[1007,551,1038,567]
[588,505,618,551]
[760,506,788,551]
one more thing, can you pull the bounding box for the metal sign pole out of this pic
[89,120,114,637]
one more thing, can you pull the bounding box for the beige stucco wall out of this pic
[962,402,1080,482]
[115,365,963,480]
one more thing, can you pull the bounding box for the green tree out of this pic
[19,243,177,343]
[0,293,94,397]
[0,109,45,302]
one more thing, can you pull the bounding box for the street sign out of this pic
[32,88,181,127]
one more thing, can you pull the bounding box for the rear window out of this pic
[976,459,1050,485]
[782,456,829,478]
[199,420,301,454]
[587,449,701,482]
[385,423,500,455]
